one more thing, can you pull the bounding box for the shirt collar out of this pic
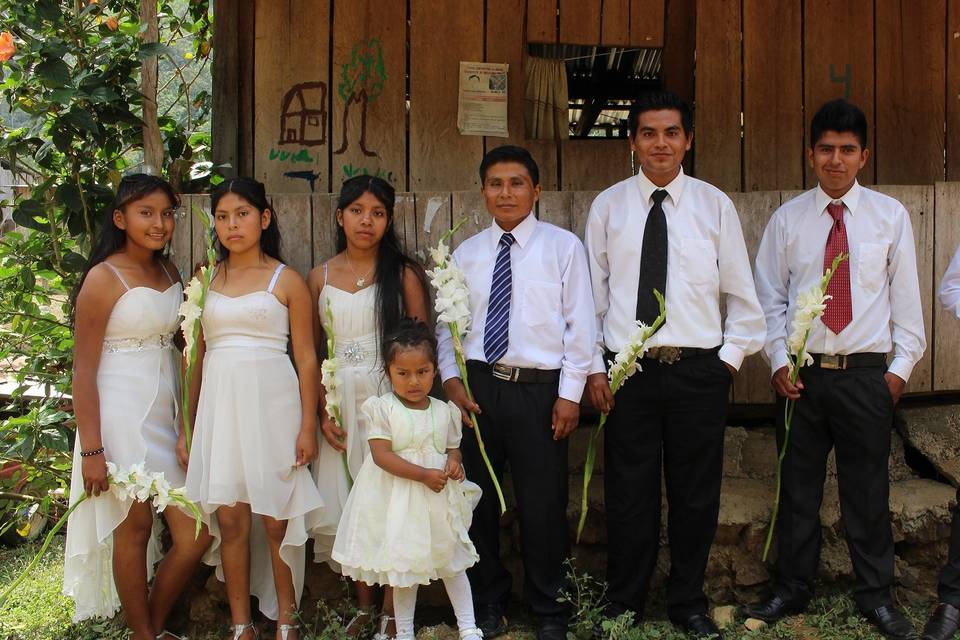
[636,166,686,208]
[489,211,536,250]
[815,180,862,216]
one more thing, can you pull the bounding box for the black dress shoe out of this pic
[863,605,919,640]
[475,603,507,638]
[670,613,723,639]
[536,616,568,640]
[922,603,960,640]
[740,595,807,623]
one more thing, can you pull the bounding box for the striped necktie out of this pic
[483,232,516,363]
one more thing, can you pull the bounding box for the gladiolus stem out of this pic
[576,413,607,542]
[0,495,87,607]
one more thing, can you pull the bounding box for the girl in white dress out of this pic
[307,176,429,636]
[181,177,323,640]
[65,174,214,640]
[332,320,483,640]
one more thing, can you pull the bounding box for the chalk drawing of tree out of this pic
[334,37,386,157]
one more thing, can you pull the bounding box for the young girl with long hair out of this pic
[181,177,324,640]
[65,173,214,640]
[307,176,429,636]
[332,319,482,640]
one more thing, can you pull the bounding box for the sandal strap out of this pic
[232,623,258,640]
[156,633,187,640]
[278,624,298,640]
[459,628,484,640]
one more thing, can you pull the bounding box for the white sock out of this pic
[442,572,479,636]
[393,584,419,640]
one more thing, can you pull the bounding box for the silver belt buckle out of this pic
[820,354,845,370]
[492,363,519,382]
[653,346,681,364]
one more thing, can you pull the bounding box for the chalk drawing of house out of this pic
[278,81,327,146]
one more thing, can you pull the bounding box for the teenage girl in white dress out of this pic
[181,177,323,640]
[66,173,214,640]
[307,176,430,637]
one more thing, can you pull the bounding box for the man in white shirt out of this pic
[923,248,960,640]
[584,90,765,639]
[745,99,926,640]
[439,145,595,640]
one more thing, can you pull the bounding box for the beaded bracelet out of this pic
[80,446,104,458]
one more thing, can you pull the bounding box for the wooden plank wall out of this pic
[172,183,960,398]
[695,0,952,192]
[229,1,953,197]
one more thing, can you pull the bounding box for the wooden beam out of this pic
[212,0,239,178]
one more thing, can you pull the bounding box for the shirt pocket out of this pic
[520,280,563,332]
[680,238,718,287]
[856,242,889,293]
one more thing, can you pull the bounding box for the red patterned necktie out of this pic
[822,202,852,334]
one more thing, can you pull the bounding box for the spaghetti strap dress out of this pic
[185,263,324,620]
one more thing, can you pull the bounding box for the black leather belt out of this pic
[809,352,887,370]
[467,360,561,384]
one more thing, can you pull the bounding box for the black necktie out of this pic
[636,189,668,325]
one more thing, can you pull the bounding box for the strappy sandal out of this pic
[373,614,395,640]
[459,627,484,640]
[156,632,187,640]
[278,624,299,640]
[231,622,260,640]
[345,608,374,637]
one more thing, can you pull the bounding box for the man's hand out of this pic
[586,372,613,414]
[771,366,803,400]
[443,378,481,428]
[552,397,580,440]
[885,372,906,406]
[724,362,737,376]
[320,414,346,452]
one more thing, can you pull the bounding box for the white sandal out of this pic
[278,623,299,640]
[459,628,484,640]
[232,622,260,640]
[156,633,187,640]
[373,614,395,640]
[345,608,374,636]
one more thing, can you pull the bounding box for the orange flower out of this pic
[104,16,118,30]
[0,32,15,63]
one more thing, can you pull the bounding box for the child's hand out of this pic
[296,427,319,466]
[320,414,347,452]
[421,468,448,493]
[176,432,190,471]
[444,457,465,482]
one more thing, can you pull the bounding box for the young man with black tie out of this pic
[439,145,595,640]
[584,90,765,639]
[745,99,926,640]
[923,247,960,640]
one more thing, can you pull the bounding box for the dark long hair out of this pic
[70,173,180,323]
[335,176,429,341]
[210,177,283,263]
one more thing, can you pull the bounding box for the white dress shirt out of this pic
[754,181,926,382]
[437,212,595,403]
[585,168,766,373]
[939,245,960,319]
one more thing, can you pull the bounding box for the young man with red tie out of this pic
[746,99,927,640]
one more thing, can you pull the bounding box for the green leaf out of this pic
[55,183,82,212]
[61,251,86,273]
[88,85,120,103]
[48,87,77,104]
[64,109,100,136]
[12,200,47,232]
[138,42,174,60]
[35,59,72,89]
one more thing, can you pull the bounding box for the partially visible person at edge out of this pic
[65,173,214,640]
[585,89,765,639]
[745,99,926,640]
[923,246,960,640]
[307,174,430,639]
[439,145,596,640]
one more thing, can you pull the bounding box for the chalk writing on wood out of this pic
[269,148,315,163]
[278,81,328,146]
[342,163,396,184]
[829,63,851,100]
[334,38,386,158]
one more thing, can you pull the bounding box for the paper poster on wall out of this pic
[457,61,509,137]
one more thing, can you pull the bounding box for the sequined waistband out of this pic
[335,337,379,366]
[102,333,175,353]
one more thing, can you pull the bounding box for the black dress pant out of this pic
[772,364,896,611]
[461,362,569,618]
[604,352,731,620]
[937,487,960,607]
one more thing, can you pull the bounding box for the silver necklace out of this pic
[344,254,374,288]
